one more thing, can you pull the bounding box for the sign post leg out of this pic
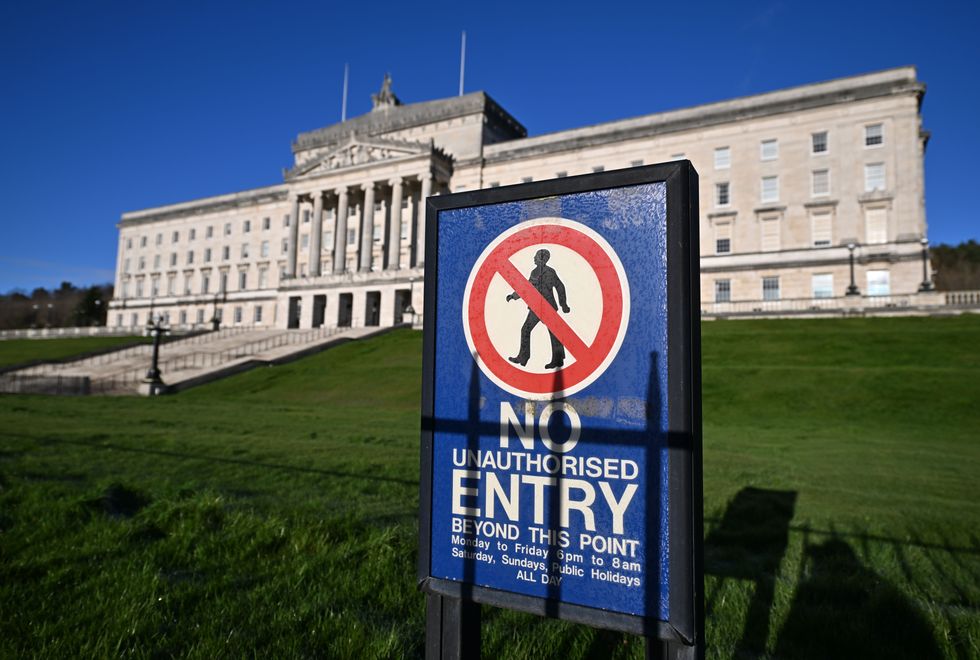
[425,593,481,660]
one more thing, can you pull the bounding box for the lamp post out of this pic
[31,304,38,329]
[94,299,102,326]
[918,237,934,292]
[404,277,418,327]
[846,243,861,296]
[210,293,222,331]
[143,311,168,393]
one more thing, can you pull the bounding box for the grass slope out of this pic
[1,318,978,658]
[0,335,147,368]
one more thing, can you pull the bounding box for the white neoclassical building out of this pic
[110,66,930,329]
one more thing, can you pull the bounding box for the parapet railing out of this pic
[702,289,980,317]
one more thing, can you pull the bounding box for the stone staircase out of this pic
[0,326,384,395]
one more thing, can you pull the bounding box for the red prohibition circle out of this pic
[465,223,625,397]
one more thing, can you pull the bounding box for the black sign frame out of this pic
[418,161,703,650]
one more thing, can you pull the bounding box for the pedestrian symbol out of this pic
[462,217,630,400]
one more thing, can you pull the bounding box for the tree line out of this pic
[0,282,112,330]
[930,240,980,291]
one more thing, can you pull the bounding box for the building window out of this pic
[206,225,213,238]
[347,228,357,245]
[126,238,133,249]
[121,282,129,298]
[811,210,832,247]
[204,248,211,263]
[186,251,194,265]
[555,172,567,178]
[241,243,249,258]
[714,222,732,255]
[155,233,162,246]
[714,147,731,170]
[281,239,288,254]
[170,253,177,267]
[761,176,779,203]
[760,216,781,252]
[592,165,605,173]
[189,228,196,240]
[132,312,139,326]
[138,257,145,270]
[153,255,161,269]
[184,275,192,295]
[812,131,828,154]
[202,274,210,294]
[172,231,179,243]
[521,177,533,183]
[222,246,230,260]
[865,207,888,244]
[714,279,731,303]
[762,276,780,301]
[179,310,187,325]
[283,214,290,227]
[865,123,883,147]
[254,306,263,323]
[299,263,306,277]
[258,269,268,289]
[234,306,243,324]
[300,234,309,249]
[220,272,228,293]
[196,309,205,324]
[867,269,890,296]
[260,240,269,258]
[262,217,270,230]
[224,222,232,236]
[140,236,147,248]
[239,271,247,290]
[167,276,175,295]
[812,273,834,298]
[760,139,778,161]
[124,258,131,273]
[323,232,331,249]
[864,163,886,192]
[303,210,310,224]
[811,169,830,197]
[715,182,730,207]
[400,220,409,241]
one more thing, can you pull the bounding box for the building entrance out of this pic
[287,297,301,329]
[365,291,381,326]
[312,295,326,328]
[338,293,353,327]
[394,289,411,324]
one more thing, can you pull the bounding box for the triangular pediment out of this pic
[286,136,430,180]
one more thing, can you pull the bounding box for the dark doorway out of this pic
[338,293,353,327]
[312,295,326,328]
[365,291,381,326]
[394,289,411,324]
[287,297,301,329]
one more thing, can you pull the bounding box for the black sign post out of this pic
[419,162,702,659]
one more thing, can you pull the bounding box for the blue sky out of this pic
[1,0,977,292]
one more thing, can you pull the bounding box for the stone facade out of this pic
[109,67,929,329]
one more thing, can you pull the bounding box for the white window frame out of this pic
[810,210,833,248]
[866,269,890,296]
[760,139,778,161]
[715,182,730,207]
[714,146,731,170]
[811,131,829,155]
[811,169,830,197]
[864,163,886,192]
[864,123,884,148]
[812,273,834,299]
[760,175,779,203]
[714,279,731,303]
[762,276,780,301]
[760,215,781,252]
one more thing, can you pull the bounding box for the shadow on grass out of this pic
[774,538,943,660]
[18,434,418,486]
[704,486,796,655]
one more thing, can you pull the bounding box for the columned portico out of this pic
[333,187,349,274]
[387,177,403,269]
[286,194,300,278]
[309,190,324,277]
[359,183,376,272]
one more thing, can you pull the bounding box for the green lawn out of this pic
[0,335,147,368]
[1,318,978,658]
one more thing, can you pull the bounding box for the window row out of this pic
[713,270,891,302]
[712,123,885,170]
[116,304,265,328]
[713,162,887,207]
[124,217,279,250]
[120,267,274,298]
[712,205,888,254]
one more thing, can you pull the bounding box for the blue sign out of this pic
[419,164,701,640]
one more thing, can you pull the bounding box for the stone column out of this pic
[387,178,403,270]
[309,191,324,277]
[286,194,300,278]
[333,187,349,274]
[417,172,433,267]
[359,183,376,272]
